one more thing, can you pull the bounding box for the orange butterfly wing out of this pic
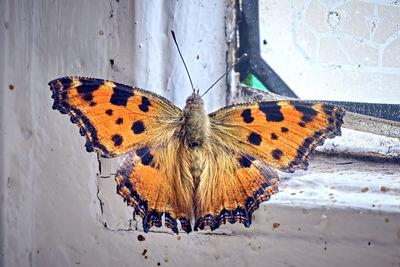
[193,101,345,230]
[50,77,190,233]
[49,76,181,157]
[115,146,193,234]
[209,100,345,172]
[194,148,280,230]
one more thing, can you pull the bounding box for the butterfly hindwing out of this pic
[194,148,279,230]
[49,77,182,157]
[115,143,195,234]
[209,100,345,172]
[116,147,173,233]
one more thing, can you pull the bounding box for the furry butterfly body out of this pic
[49,76,344,234]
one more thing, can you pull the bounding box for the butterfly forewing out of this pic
[49,76,182,157]
[209,100,345,172]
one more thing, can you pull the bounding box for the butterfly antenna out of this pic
[201,53,248,97]
[171,30,195,93]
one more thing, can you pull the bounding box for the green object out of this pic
[242,73,268,91]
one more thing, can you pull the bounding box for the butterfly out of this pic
[49,76,344,234]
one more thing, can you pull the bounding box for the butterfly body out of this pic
[181,93,210,148]
[50,76,345,234]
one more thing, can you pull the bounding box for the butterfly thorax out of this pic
[181,93,210,148]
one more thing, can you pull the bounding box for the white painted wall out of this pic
[1,1,399,267]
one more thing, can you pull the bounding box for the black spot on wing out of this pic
[241,109,254,123]
[292,102,318,123]
[105,109,113,116]
[112,134,123,146]
[134,147,154,166]
[259,102,284,122]
[248,132,262,145]
[139,96,151,112]
[89,101,97,106]
[238,155,255,168]
[116,118,123,124]
[271,149,283,160]
[271,133,278,140]
[281,127,289,133]
[132,121,145,134]
[76,83,99,95]
[82,93,93,102]
[110,83,134,106]
[141,153,153,166]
